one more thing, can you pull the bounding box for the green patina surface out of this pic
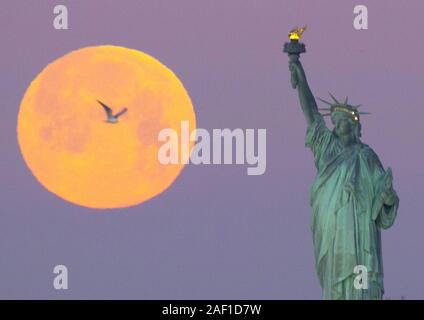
[288,57,399,300]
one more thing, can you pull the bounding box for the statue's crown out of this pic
[318,93,370,122]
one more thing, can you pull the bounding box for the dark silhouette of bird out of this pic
[97,100,128,123]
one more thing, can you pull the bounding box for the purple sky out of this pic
[0,0,423,299]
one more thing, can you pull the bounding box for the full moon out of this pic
[17,46,196,209]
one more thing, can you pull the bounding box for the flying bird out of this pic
[97,100,128,123]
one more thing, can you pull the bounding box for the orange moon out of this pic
[17,46,196,209]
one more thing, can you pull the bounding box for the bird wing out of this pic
[97,100,113,116]
[114,107,128,118]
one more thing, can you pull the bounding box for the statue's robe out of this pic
[305,116,399,300]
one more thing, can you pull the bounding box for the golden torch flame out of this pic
[288,25,307,40]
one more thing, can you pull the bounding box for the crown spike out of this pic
[344,96,348,104]
[317,97,333,106]
[358,112,371,115]
[318,107,331,111]
[328,92,340,104]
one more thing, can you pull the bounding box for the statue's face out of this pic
[332,112,354,137]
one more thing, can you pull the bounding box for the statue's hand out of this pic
[379,168,397,206]
[288,60,306,89]
[288,61,298,89]
[381,188,398,206]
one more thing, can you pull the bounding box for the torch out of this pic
[283,26,307,89]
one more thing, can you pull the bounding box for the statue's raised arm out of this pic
[288,59,320,126]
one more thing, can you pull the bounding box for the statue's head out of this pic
[331,111,361,141]
[318,93,369,142]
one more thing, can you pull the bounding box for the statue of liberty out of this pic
[287,43,399,299]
